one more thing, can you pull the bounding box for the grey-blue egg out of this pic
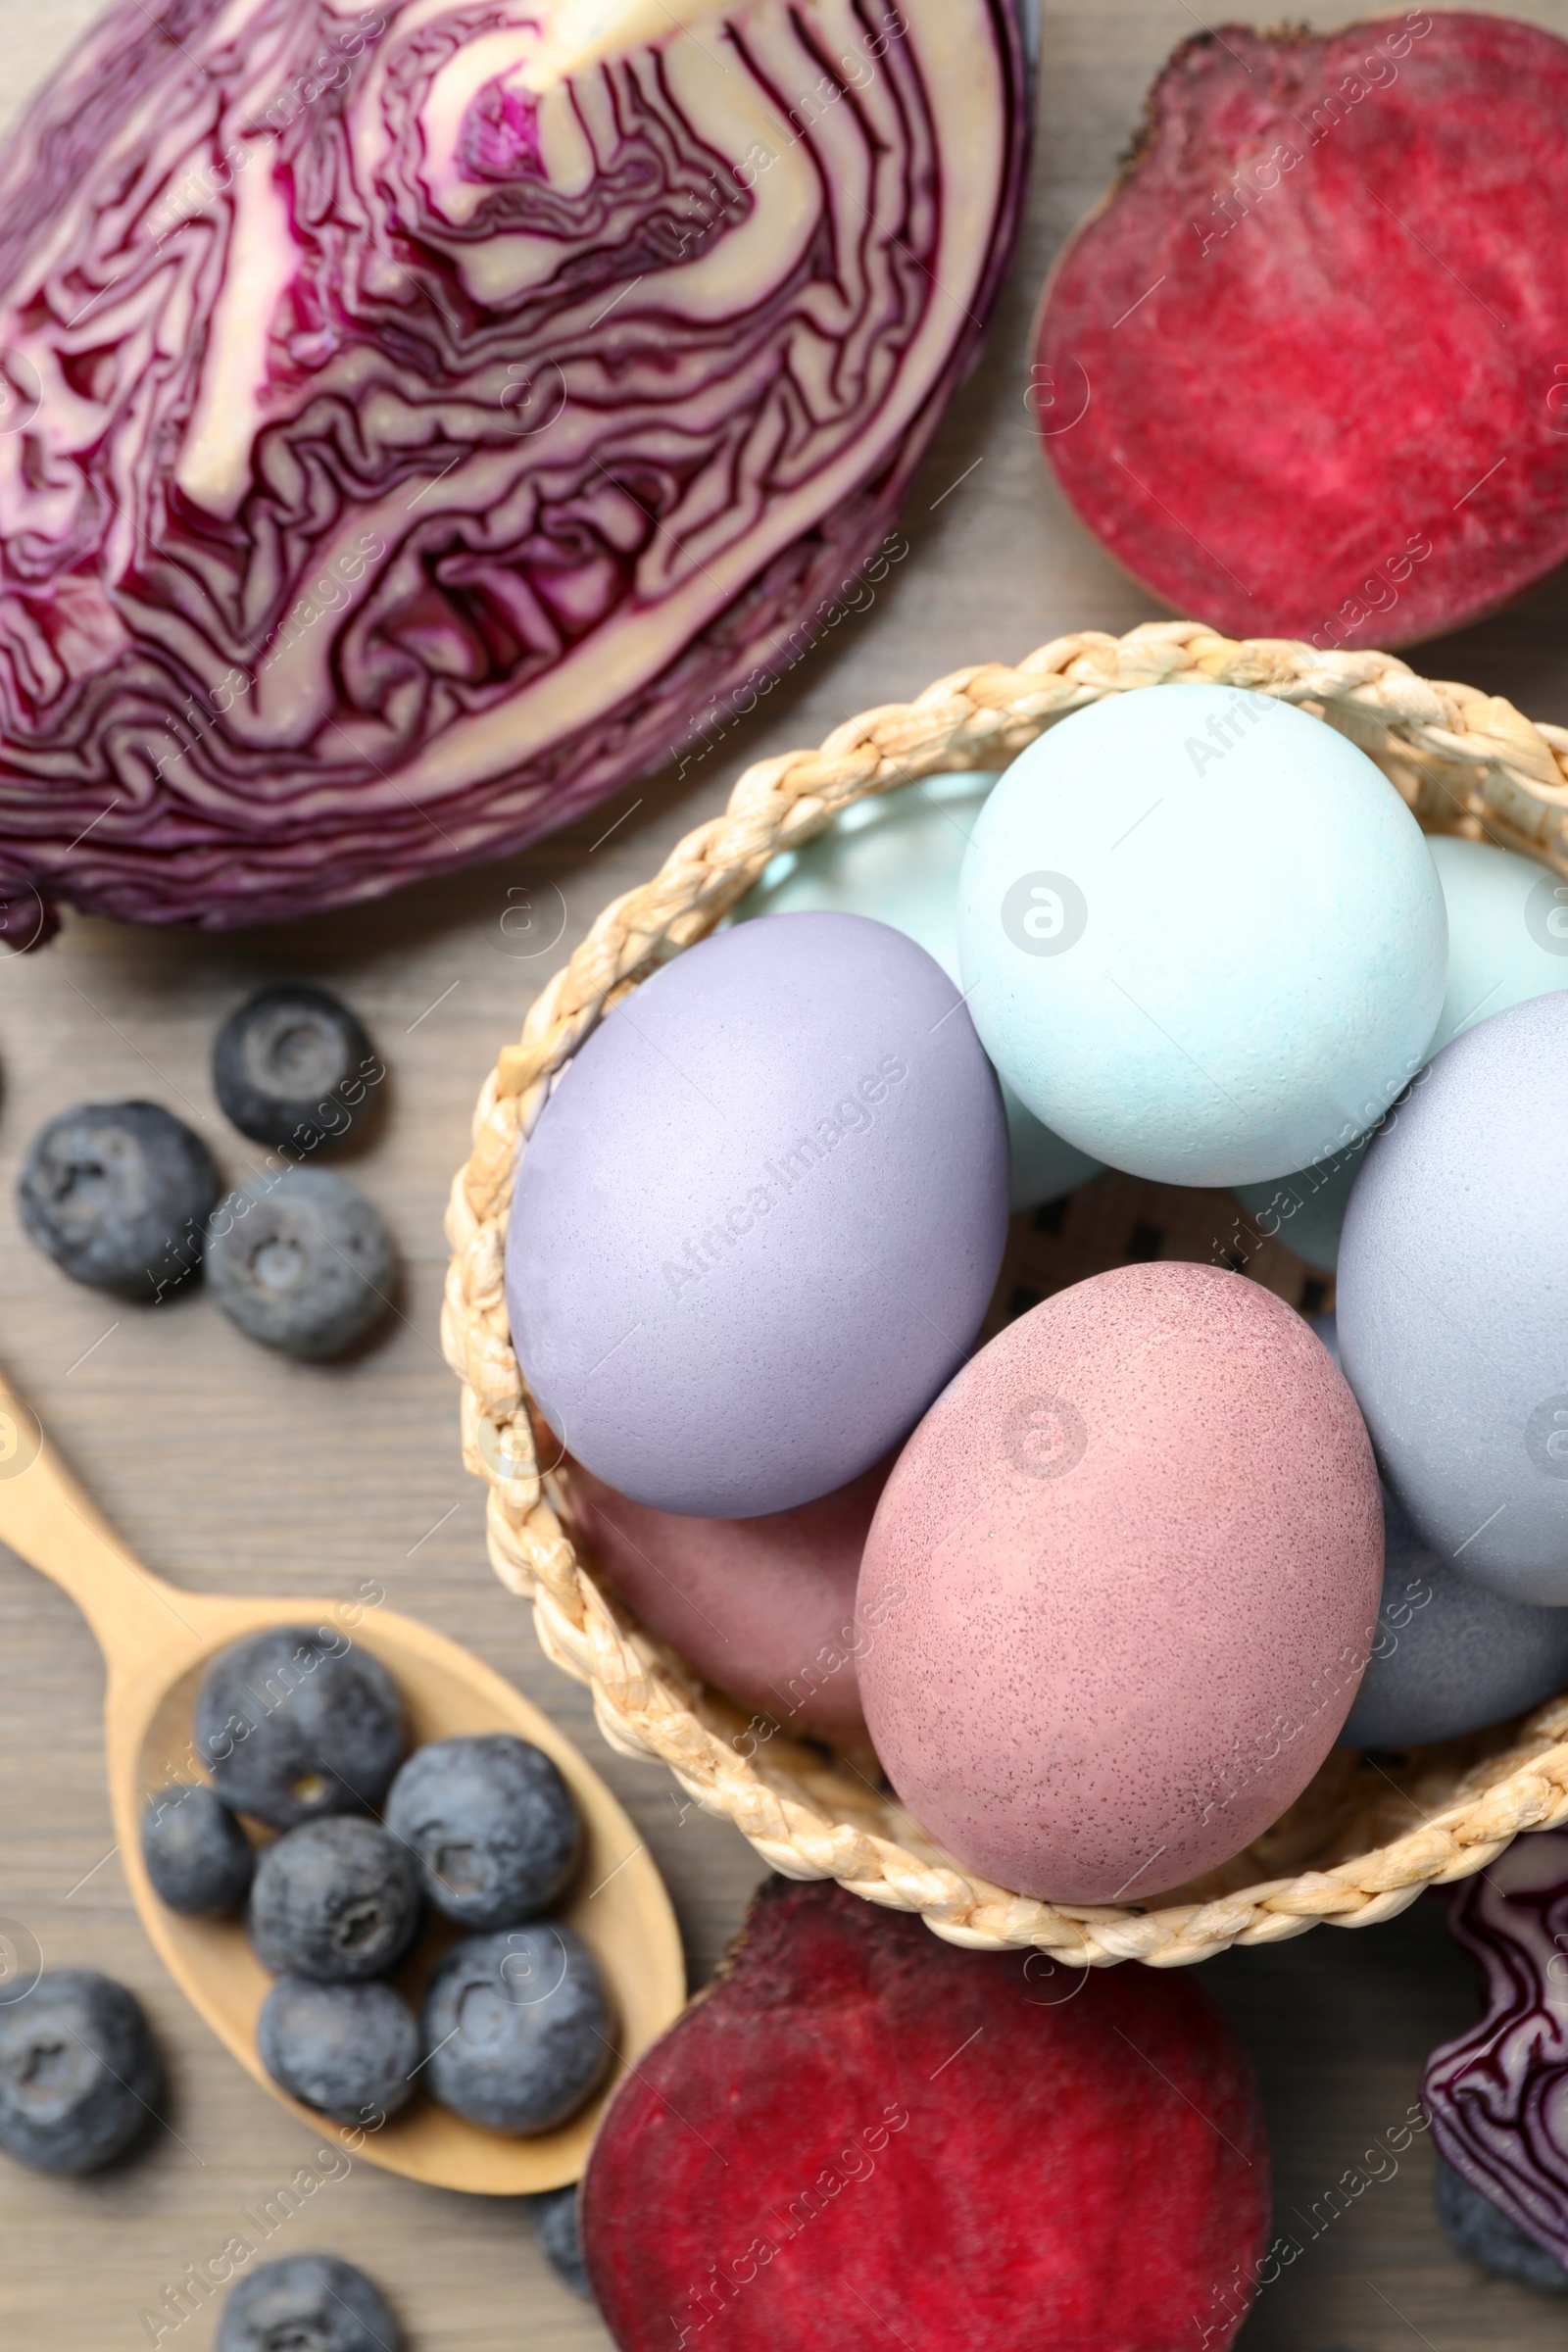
[1317,1315,1568,1744]
[1341,1485,1568,1745]
[506,911,1009,1519]
[1338,992,1568,1603]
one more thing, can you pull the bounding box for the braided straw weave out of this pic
[442,617,1568,1969]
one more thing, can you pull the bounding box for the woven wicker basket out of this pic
[442,617,1568,1970]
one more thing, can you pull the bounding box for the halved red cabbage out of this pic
[1425,1827,1568,2266]
[0,0,1027,934]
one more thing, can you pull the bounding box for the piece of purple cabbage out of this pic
[0,0,1027,936]
[1425,1826,1568,2265]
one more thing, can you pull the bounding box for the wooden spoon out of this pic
[0,1369,684,2194]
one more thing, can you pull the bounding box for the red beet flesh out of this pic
[1036,14,1568,649]
[582,1878,1270,2350]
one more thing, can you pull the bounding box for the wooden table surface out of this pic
[4,4,1568,2346]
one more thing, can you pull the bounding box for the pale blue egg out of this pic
[956,686,1447,1186]
[735,774,1102,1211]
[1234,834,1568,1271]
[1427,835,1568,1052]
[1233,1143,1367,1276]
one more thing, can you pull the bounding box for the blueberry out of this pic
[530,2184,594,2300]
[141,1784,255,1915]
[1436,2155,1568,2290]
[205,1168,394,1359]
[383,1736,581,1931]
[250,1819,420,1982]
[214,984,380,1152]
[0,1971,160,2174]
[257,1978,420,2127]
[216,2253,401,2352]
[195,1626,404,1830]
[18,1102,218,1297]
[422,1926,612,2133]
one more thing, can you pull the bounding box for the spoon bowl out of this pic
[0,1370,684,2194]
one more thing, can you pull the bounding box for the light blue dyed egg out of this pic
[1427,835,1568,1052]
[1338,990,1568,1604]
[1235,834,1568,1272]
[506,910,1009,1519]
[1313,1318,1568,1745]
[956,686,1447,1186]
[1232,1141,1368,1277]
[735,774,1102,1211]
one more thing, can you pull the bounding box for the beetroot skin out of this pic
[581,1878,1270,2350]
[1035,14,1568,649]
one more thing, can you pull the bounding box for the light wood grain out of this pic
[1,2,1568,2345]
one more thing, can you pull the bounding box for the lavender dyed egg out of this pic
[564,1454,891,1742]
[734,772,1103,1212]
[857,1262,1384,1903]
[507,912,1008,1519]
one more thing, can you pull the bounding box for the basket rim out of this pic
[441,615,1568,1969]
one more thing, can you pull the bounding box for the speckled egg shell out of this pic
[1233,835,1568,1274]
[956,686,1447,1185]
[1313,1320,1568,1746]
[736,773,1102,1211]
[857,1262,1384,1903]
[564,1455,889,1742]
[1338,990,1568,1603]
[507,911,1009,1519]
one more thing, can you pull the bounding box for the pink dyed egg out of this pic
[564,1456,890,1743]
[857,1263,1383,1902]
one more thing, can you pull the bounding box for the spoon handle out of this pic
[0,1366,196,1673]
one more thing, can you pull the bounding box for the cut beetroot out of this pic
[1035,14,1568,649]
[582,1878,1270,2350]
